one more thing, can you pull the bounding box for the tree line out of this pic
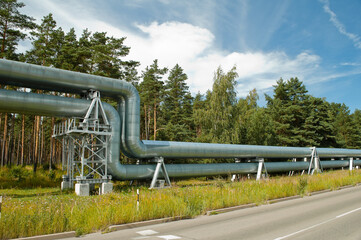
[1,0,361,170]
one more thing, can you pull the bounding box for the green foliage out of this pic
[330,103,361,148]
[0,0,36,59]
[266,77,310,146]
[26,13,61,66]
[139,59,168,140]
[160,64,194,141]
[9,165,28,181]
[195,66,239,143]
[264,77,348,148]
[235,89,276,145]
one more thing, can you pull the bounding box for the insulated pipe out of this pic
[2,60,361,181]
[0,59,312,158]
[0,89,306,180]
[2,59,361,160]
[0,89,123,179]
[0,89,358,180]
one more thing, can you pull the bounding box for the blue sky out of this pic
[20,0,361,111]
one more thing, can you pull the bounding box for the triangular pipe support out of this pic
[149,157,172,189]
[256,158,268,181]
[308,147,322,175]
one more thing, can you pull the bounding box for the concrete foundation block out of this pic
[75,183,90,196]
[61,181,72,190]
[101,182,113,194]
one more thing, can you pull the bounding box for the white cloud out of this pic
[123,22,321,97]
[21,0,322,97]
[320,0,361,49]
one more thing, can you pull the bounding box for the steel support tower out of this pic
[53,90,112,196]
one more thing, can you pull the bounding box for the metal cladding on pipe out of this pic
[122,163,259,180]
[321,160,349,169]
[0,89,122,179]
[2,59,361,159]
[264,162,309,172]
[317,149,361,158]
[142,140,312,158]
[354,160,361,166]
[0,89,88,117]
[1,59,361,181]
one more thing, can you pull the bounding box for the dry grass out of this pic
[1,169,361,239]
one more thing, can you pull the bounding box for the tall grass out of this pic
[1,169,361,239]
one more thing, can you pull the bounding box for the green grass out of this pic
[1,169,361,239]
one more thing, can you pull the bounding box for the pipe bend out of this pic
[2,59,361,180]
[0,88,127,180]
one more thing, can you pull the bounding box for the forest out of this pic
[1,0,361,170]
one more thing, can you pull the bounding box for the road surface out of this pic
[67,185,361,240]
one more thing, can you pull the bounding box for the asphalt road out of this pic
[68,185,361,240]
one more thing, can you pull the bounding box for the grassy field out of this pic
[1,168,361,239]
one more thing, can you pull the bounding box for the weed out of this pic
[297,177,308,195]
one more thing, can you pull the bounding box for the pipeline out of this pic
[1,59,361,180]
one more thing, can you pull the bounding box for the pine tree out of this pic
[266,77,309,147]
[303,97,336,147]
[330,103,359,148]
[193,92,208,139]
[351,109,361,148]
[26,13,63,66]
[0,0,35,60]
[139,60,167,140]
[161,64,193,141]
[75,30,139,82]
[56,28,78,70]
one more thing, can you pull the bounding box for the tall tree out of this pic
[351,109,361,148]
[0,0,34,167]
[266,77,309,146]
[56,27,78,70]
[76,30,139,81]
[330,103,360,148]
[161,64,193,141]
[139,59,167,140]
[235,89,276,145]
[26,13,63,66]
[197,66,239,144]
[0,0,35,60]
[193,92,209,139]
[303,97,336,147]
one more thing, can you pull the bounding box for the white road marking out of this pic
[274,206,361,240]
[336,206,361,218]
[137,230,158,236]
[273,218,334,240]
[158,235,182,239]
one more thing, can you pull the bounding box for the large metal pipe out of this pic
[2,59,361,159]
[0,59,313,159]
[1,59,361,180]
[0,89,307,180]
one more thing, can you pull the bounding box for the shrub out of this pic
[10,166,29,181]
